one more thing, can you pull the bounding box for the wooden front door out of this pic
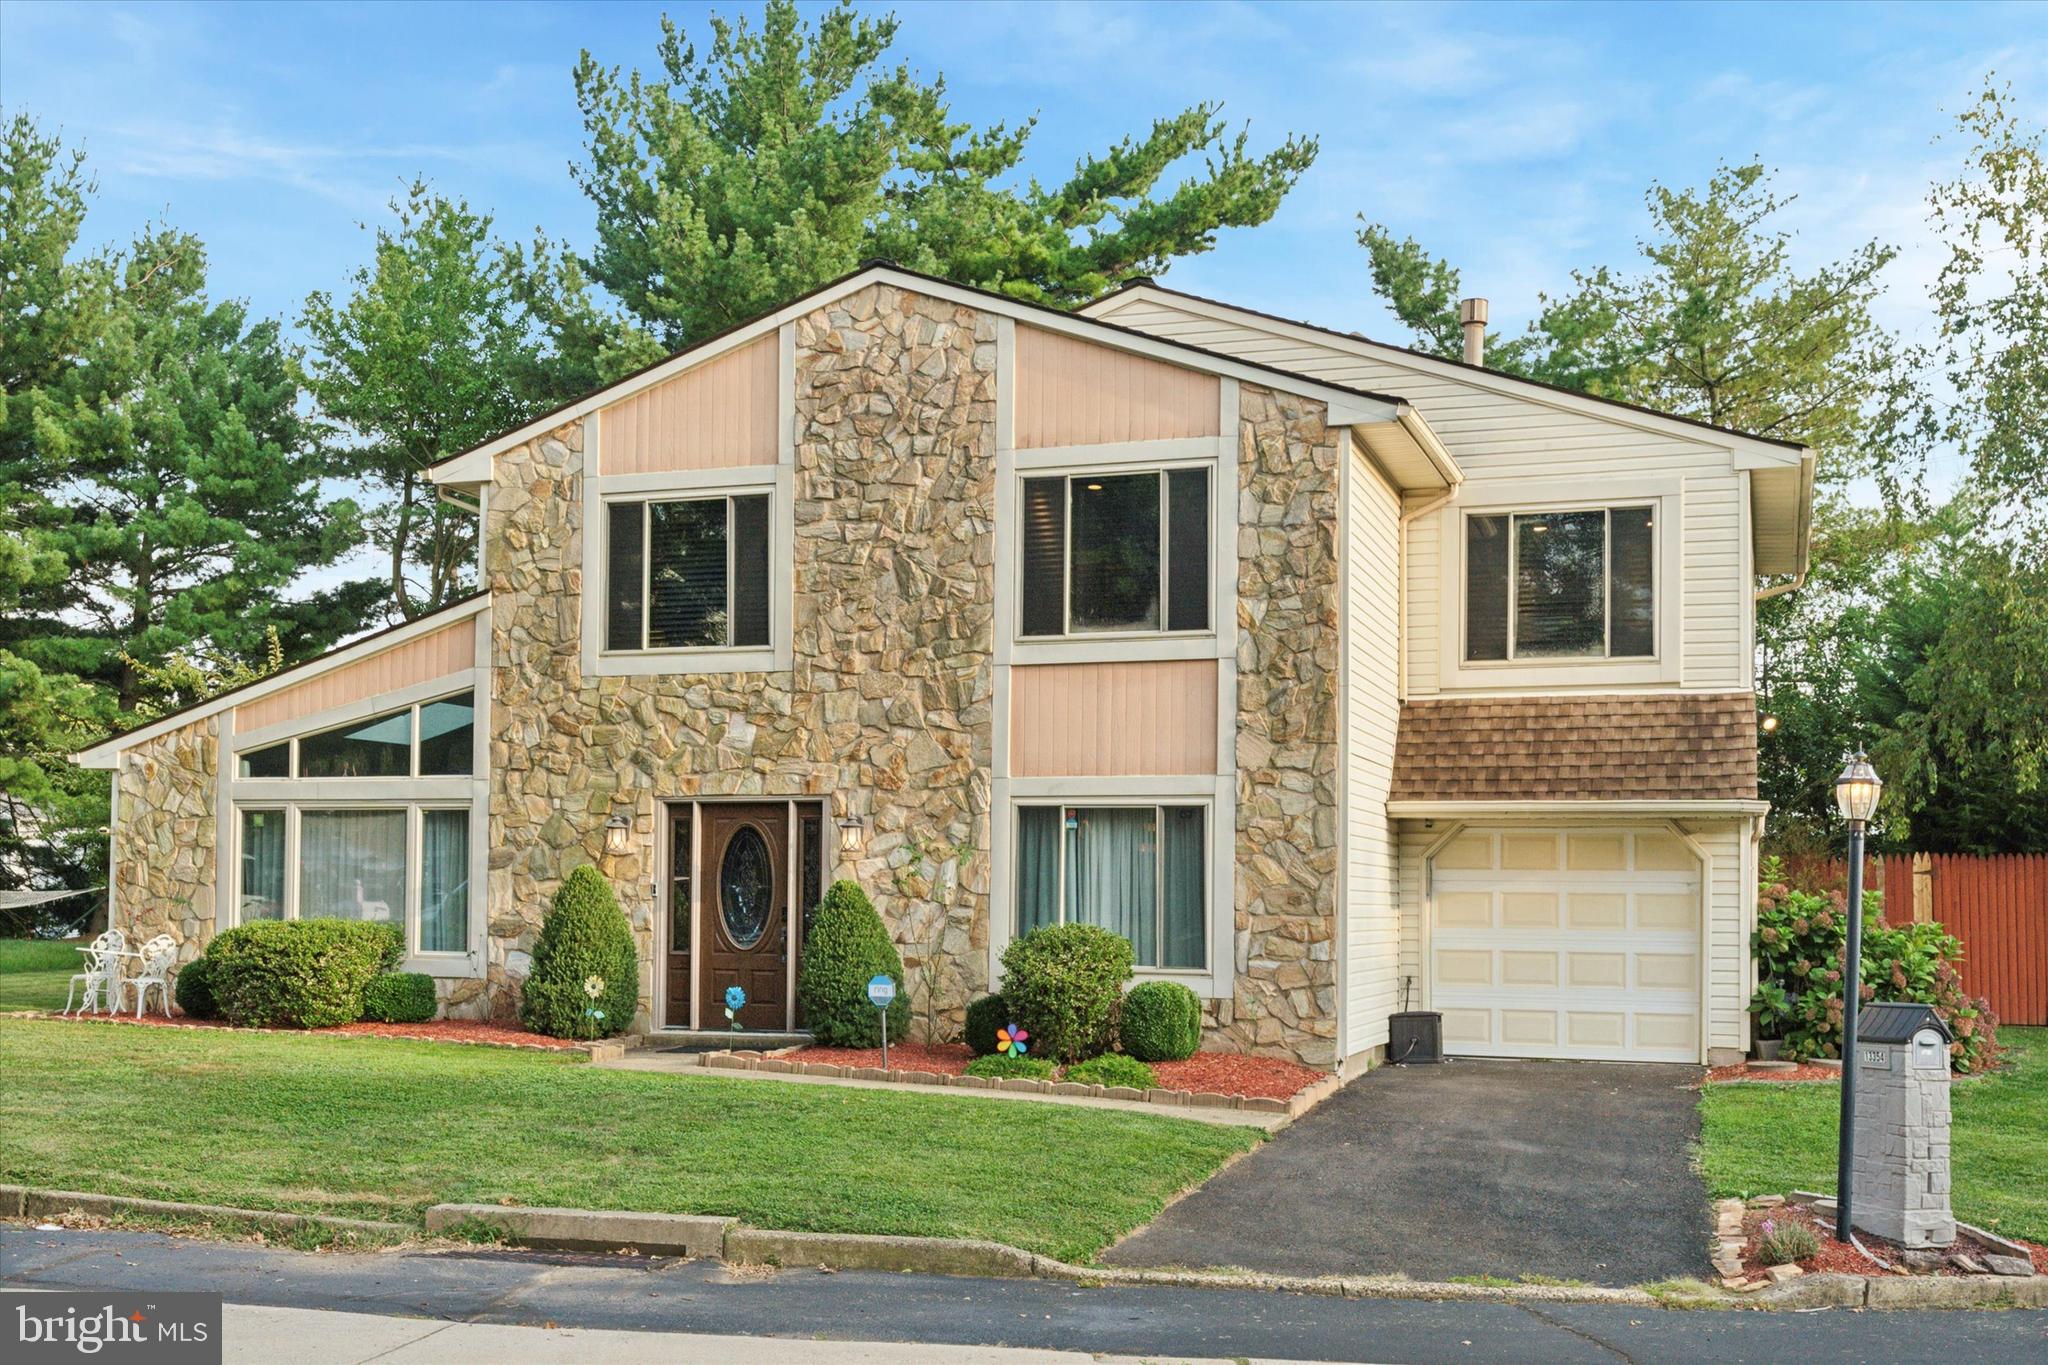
[699,803,788,1029]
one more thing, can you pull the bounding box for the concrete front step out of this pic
[633,1030,811,1052]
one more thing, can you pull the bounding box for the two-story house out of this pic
[80,262,1811,1070]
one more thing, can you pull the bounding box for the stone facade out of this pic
[110,716,217,963]
[485,284,997,1031]
[1223,385,1343,1065]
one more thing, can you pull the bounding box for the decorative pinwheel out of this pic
[996,1023,1029,1057]
[724,984,747,1030]
[583,974,605,1000]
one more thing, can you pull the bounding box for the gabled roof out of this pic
[1082,279,1815,578]
[429,261,1459,491]
[72,593,489,768]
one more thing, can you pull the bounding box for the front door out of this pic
[699,802,788,1030]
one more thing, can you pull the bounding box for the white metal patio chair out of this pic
[118,934,178,1019]
[64,929,126,1015]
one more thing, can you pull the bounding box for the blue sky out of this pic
[2,0,2042,409]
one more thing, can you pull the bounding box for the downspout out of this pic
[1398,487,1459,701]
[1753,569,1806,603]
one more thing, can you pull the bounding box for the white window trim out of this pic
[991,775,1234,998]
[1009,447,1221,666]
[1437,480,1683,690]
[229,797,485,978]
[578,407,797,678]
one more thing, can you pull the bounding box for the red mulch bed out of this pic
[1741,1202,2048,1277]
[789,1042,974,1074]
[784,1043,1327,1100]
[34,1010,582,1050]
[1707,1060,1842,1084]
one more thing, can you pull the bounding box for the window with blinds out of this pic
[1018,466,1210,638]
[1465,505,1656,661]
[604,494,771,652]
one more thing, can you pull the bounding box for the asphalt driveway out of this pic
[1103,1057,1710,1287]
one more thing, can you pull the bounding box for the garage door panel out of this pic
[1430,826,1702,1063]
[1501,892,1558,928]
[1500,951,1558,986]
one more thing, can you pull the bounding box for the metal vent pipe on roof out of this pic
[1459,297,1489,366]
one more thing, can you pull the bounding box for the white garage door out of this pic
[1430,828,1702,1063]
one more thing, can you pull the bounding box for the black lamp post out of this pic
[1832,752,1883,1242]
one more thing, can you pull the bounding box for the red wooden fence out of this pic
[1768,852,2048,1026]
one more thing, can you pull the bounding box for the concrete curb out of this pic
[0,1185,410,1239]
[424,1204,730,1257]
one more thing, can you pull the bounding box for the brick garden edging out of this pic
[697,1048,1343,1119]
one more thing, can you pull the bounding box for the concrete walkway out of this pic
[1103,1057,1713,1286]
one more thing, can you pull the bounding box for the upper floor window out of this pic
[1019,468,1209,637]
[1466,506,1654,662]
[605,494,771,653]
[237,691,474,779]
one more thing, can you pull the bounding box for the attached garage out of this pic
[1427,827,1704,1063]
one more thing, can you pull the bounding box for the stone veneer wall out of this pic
[110,716,217,963]
[1221,384,1343,1066]
[485,284,997,1030]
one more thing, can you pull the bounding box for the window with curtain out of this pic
[298,809,408,925]
[420,809,469,953]
[1465,505,1656,661]
[238,809,285,920]
[1014,804,1205,970]
[1019,468,1209,638]
[604,494,771,651]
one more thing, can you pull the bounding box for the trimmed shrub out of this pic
[964,1053,1056,1081]
[999,923,1134,1064]
[1118,980,1203,1062]
[172,954,219,1019]
[964,993,1009,1056]
[206,920,403,1029]
[363,972,438,1024]
[521,866,639,1039]
[797,880,909,1046]
[1064,1053,1158,1090]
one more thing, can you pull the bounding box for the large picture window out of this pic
[1014,804,1206,969]
[605,494,771,652]
[1465,506,1654,662]
[239,692,473,780]
[1020,468,1209,637]
[233,803,472,957]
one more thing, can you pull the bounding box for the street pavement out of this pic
[6,1225,2048,1363]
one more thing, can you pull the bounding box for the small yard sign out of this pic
[867,974,896,1069]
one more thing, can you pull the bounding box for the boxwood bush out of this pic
[521,866,639,1039]
[172,953,219,1019]
[964,1053,1055,1081]
[205,920,402,1028]
[999,923,1133,1064]
[362,972,438,1024]
[1064,1053,1159,1090]
[964,993,1009,1056]
[797,880,908,1046]
[1118,980,1203,1061]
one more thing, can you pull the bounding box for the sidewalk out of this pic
[221,1304,1285,1365]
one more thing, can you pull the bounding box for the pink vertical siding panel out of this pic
[1013,327,1221,449]
[235,619,475,733]
[1009,660,1217,777]
[602,334,779,474]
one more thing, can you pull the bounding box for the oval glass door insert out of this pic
[719,826,772,950]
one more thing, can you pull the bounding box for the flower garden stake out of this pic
[724,984,746,1032]
[996,1023,1029,1058]
[582,974,606,1043]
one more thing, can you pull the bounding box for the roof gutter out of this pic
[1389,799,1772,820]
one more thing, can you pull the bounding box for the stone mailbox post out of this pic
[1851,1001,1955,1248]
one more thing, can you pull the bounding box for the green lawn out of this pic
[1700,1025,2048,1243]
[0,1017,1257,1262]
[0,938,85,1012]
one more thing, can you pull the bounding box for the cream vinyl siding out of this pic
[1095,297,1751,695]
[1344,444,1403,1059]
